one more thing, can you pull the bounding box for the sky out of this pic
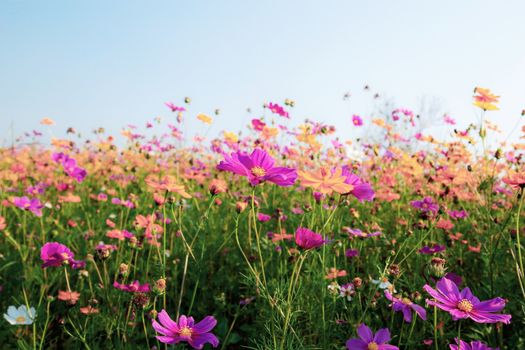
[1,0,524,147]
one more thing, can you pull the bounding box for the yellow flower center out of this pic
[457,299,473,313]
[402,297,412,305]
[60,253,70,259]
[250,166,266,177]
[179,326,192,337]
[15,316,26,323]
[367,342,379,350]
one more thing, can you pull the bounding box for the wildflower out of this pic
[113,280,150,293]
[352,115,363,126]
[345,249,359,258]
[298,167,353,195]
[40,117,55,125]
[0,216,6,230]
[41,242,85,269]
[371,277,393,290]
[12,196,44,217]
[411,197,439,214]
[473,87,500,111]
[443,114,456,125]
[58,290,81,305]
[266,102,289,118]
[165,102,186,112]
[384,290,426,323]
[449,338,498,350]
[325,268,347,279]
[339,166,375,201]
[151,310,219,349]
[145,175,191,198]
[328,282,340,296]
[80,305,99,315]
[346,323,398,350]
[254,213,270,223]
[448,210,468,219]
[502,171,525,190]
[295,227,325,250]
[52,152,87,183]
[4,305,36,325]
[217,148,297,187]
[209,179,227,195]
[418,245,446,255]
[423,277,511,324]
[428,258,447,278]
[197,114,213,125]
[339,283,355,301]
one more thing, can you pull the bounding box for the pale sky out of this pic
[1,0,524,147]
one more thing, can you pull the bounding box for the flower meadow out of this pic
[1,88,525,349]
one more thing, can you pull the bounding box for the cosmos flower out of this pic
[423,277,511,324]
[58,290,81,305]
[295,227,325,250]
[145,175,192,198]
[52,152,87,183]
[339,166,375,201]
[257,213,271,222]
[411,197,439,213]
[197,114,213,125]
[346,324,398,350]
[352,115,363,126]
[384,290,427,323]
[298,167,353,195]
[41,242,85,269]
[4,305,36,325]
[12,196,44,217]
[217,148,297,187]
[113,280,150,293]
[152,310,219,349]
[165,102,186,112]
[266,102,289,118]
[325,268,347,279]
[502,171,525,190]
[449,338,498,350]
[473,87,499,111]
[418,244,446,255]
[339,283,355,301]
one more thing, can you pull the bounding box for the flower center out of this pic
[179,326,192,337]
[250,166,266,177]
[457,299,473,312]
[367,342,379,350]
[402,297,412,305]
[60,253,70,260]
[15,316,26,323]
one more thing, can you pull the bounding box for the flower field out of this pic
[1,88,525,349]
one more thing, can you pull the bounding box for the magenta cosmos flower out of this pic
[295,227,325,250]
[411,197,439,213]
[217,148,297,187]
[423,277,511,324]
[41,242,85,269]
[152,310,219,349]
[113,280,150,293]
[352,115,363,126]
[449,338,499,350]
[340,166,375,202]
[346,324,398,350]
[449,338,498,350]
[12,196,44,217]
[267,102,289,118]
[384,290,427,323]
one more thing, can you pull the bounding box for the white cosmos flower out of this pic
[4,305,36,325]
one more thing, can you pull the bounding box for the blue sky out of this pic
[1,0,524,147]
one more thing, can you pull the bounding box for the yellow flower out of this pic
[197,114,213,125]
[473,87,499,111]
[40,117,55,126]
[298,167,353,195]
[223,131,238,143]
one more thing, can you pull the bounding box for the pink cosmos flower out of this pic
[113,280,150,293]
[449,338,498,350]
[423,277,511,324]
[295,227,325,250]
[12,196,44,217]
[52,153,87,183]
[152,310,219,349]
[352,115,363,126]
[217,148,297,187]
[257,213,271,222]
[384,290,427,323]
[165,102,186,112]
[444,114,456,125]
[346,324,398,350]
[266,102,289,118]
[41,242,85,269]
[411,197,439,213]
[251,119,266,131]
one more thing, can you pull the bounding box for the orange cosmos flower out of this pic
[325,267,347,279]
[0,216,5,230]
[58,290,81,305]
[145,175,191,198]
[298,167,353,195]
[502,171,525,190]
[473,87,500,111]
[40,117,55,125]
[197,113,213,125]
[80,306,99,315]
